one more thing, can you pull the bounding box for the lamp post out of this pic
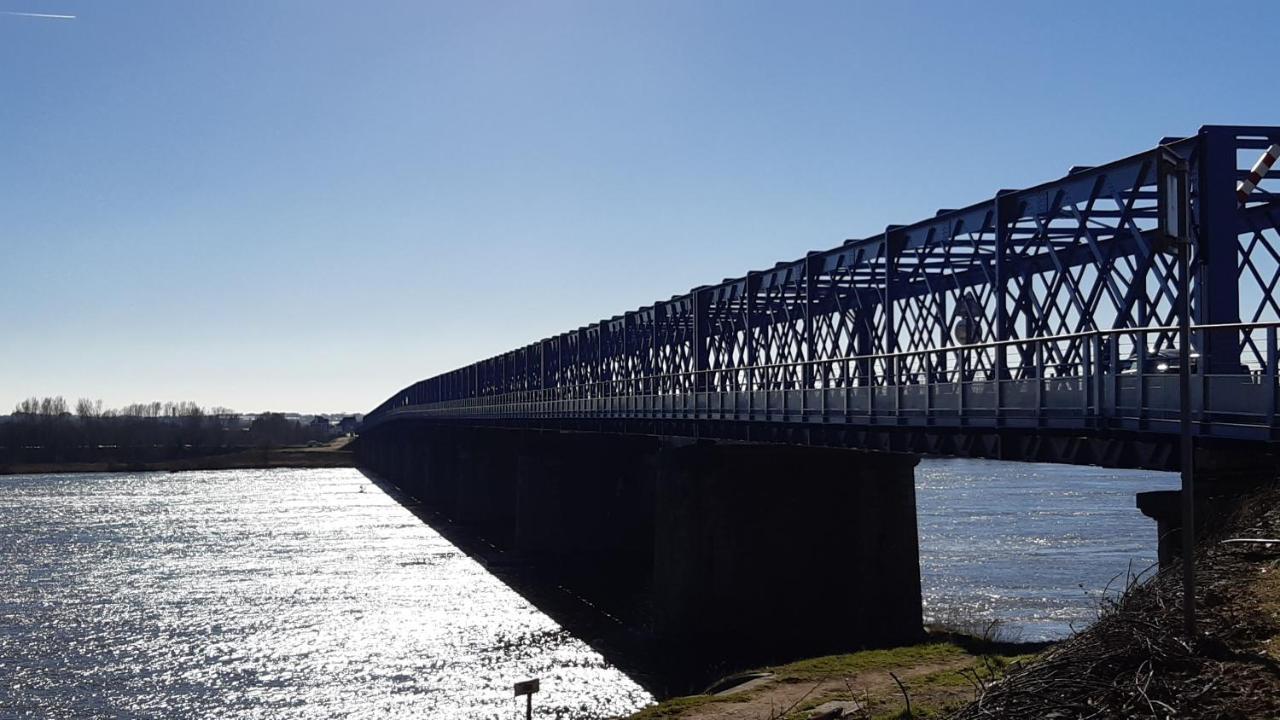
[1161,149,1195,638]
[1176,217,1195,639]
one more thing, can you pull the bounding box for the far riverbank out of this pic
[0,437,355,475]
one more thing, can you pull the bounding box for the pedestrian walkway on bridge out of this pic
[366,125,1280,470]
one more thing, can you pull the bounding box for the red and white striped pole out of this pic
[1237,143,1280,202]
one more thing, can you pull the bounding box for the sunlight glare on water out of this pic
[1,460,1181,717]
[0,468,652,719]
[916,458,1179,641]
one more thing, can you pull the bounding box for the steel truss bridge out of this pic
[365,126,1280,470]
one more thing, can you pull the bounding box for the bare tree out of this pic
[39,397,67,416]
[75,398,103,418]
[14,397,40,415]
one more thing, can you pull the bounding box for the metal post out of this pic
[1177,230,1195,638]
[746,273,759,418]
[1267,326,1278,426]
[1162,149,1195,639]
[803,255,816,392]
[692,289,709,397]
[883,227,903,384]
[514,678,539,720]
[1035,340,1044,423]
[1091,334,1104,420]
[1197,128,1244,373]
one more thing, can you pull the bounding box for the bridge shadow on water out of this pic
[359,469,726,699]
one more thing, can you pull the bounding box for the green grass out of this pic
[626,689,754,720]
[775,649,1039,720]
[626,643,1043,720]
[915,652,1038,688]
[769,642,968,681]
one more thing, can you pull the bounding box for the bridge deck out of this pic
[365,126,1280,469]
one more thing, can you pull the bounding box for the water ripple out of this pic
[917,458,1178,640]
[0,468,651,719]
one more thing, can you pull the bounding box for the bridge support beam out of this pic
[357,422,926,669]
[653,442,924,659]
[453,429,519,546]
[419,426,460,508]
[512,430,657,575]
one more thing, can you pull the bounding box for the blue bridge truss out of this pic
[364,126,1280,470]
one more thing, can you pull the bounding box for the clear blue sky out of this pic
[3,1,1277,414]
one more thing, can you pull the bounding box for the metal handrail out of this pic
[367,322,1280,426]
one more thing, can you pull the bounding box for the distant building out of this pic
[309,415,333,435]
[338,415,359,434]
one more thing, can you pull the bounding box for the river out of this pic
[0,462,1175,718]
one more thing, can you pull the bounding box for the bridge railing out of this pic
[367,321,1280,441]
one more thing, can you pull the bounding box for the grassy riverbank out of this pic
[0,437,355,475]
[627,636,1043,719]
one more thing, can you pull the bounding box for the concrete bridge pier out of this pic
[1136,490,1182,569]
[1136,486,1265,569]
[357,423,926,665]
[1137,451,1280,568]
[358,420,409,482]
[512,431,657,575]
[418,426,460,509]
[652,442,924,659]
[453,429,518,546]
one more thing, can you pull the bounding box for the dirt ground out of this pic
[628,641,1038,719]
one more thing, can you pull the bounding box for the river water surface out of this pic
[0,462,1176,718]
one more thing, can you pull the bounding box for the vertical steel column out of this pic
[994,191,1016,381]
[993,190,1013,427]
[540,340,548,391]
[651,303,662,397]
[692,288,710,395]
[855,292,873,387]
[595,324,604,403]
[745,273,760,399]
[1268,327,1278,426]
[623,313,633,402]
[556,334,566,405]
[993,192,1016,425]
[803,254,817,391]
[1091,335,1104,419]
[577,328,588,401]
[1196,127,1244,373]
[883,227,904,386]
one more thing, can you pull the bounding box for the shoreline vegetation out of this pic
[627,487,1280,719]
[0,437,355,476]
[1,395,351,476]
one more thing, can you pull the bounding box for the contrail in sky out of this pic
[0,11,76,19]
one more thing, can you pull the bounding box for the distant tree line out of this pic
[0,396,333,465]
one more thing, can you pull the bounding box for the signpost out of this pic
[514,678,540,720]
